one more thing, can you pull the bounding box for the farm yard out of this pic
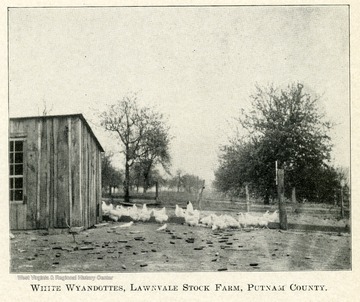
[8,7,351,277]
[10,194,351,273]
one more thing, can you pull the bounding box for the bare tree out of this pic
[100,94,171,202]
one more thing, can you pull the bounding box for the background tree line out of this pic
[99,95,204,198]
[214,83,350,205]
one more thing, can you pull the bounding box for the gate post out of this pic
[277,169,288,230]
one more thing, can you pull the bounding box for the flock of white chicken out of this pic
[102,202,169,223]
[102,201,279,231]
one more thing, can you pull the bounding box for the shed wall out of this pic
[9,116,102,230]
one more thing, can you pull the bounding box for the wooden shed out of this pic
[9,114,104,230]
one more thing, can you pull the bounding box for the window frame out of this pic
[9,136,26,204]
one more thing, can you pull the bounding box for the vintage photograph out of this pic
[8,5,350,273]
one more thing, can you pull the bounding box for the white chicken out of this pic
[247,213,261,226]
[175,204,185,218]
[200,214,215,227]
[153,207,169,223]
[108,206,125,220]
[101,201,113,215]
[237,212,248,227]
[115,205,130,217]
[108,214,120,222]
[237,211,278,228]
[185,209,200,227]
[184,201,200,226]
[128,204,140,221]
[211,214,228,230]
[221,214,240,228]
[186,201,194,214]
[118,221,134,228]
[138,204,152,222]
[265,210,279,223]
[256,215,269,228]
[156,223,167,231]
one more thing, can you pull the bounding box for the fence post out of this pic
[197,180,205,210]
[245,184,250,213]
[340,180,345,219]
[155,181,159,202]
[277,169,288,230]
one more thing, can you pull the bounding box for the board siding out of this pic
[39,119,48,229]
[53,119,58,228]
[56,118,69,228]
[9,115,102,230]
[26,120,38,230]
[71,117,81,227]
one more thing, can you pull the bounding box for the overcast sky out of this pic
[8,6,350,184]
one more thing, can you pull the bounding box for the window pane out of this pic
[15,178,23,189]
[14,190,23,201]
[15,152,23,163]
[9,140,25,203]
[15,141,23,151]
[14,164,23,175]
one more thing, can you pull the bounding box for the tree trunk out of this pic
[292,187,296,203]
[264,192,270,205]
[143,164,152,193]
[177,174,181,193]
[340,186,344,218]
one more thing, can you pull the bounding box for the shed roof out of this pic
[10,113,104,152]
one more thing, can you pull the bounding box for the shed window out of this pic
[9,139,24,202]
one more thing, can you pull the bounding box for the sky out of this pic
[8,6,350,185]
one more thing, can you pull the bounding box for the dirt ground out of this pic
[10,213,351,273]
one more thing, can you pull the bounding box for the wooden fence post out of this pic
[277,169,288,230]
[245,184,250,213]
[155,181,159,202]
[197,180,205,210]
[340,180,345,219]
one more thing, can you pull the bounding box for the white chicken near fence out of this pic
[184,201,200,226]
[157,223,167,231]
[221,214,240,228]
[153,207,169,223]
[102,201,119,221]
[139,204,153,222]
[128,204,140,221]
[200,213,240,230]
[237,210,279,228]
[101,201,113,215]
[175,204,185,218]
[200,214,215,227]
